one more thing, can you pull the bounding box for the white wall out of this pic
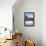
[13,0,41,46]
[41,0,46,46]
[0,0,16,30]
[0,0,46,46]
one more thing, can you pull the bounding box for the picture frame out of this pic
[24,12,35,26]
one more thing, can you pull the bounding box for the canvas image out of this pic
[24,12,34,26]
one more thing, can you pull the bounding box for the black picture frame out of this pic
[24,12,35,27]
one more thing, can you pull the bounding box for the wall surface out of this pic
[13,0,42,46]
[41,0,46,46]
[0,0,16,30]
[0,0,46,46]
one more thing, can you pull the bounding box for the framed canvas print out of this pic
[24,12,35,26]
